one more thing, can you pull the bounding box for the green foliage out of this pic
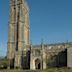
[0,56,8,68]
[40,68,72,72]
[0,68,72,72]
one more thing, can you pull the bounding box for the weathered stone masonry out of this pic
[7,0,72,70]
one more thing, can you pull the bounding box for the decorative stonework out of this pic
[7,0,72,70]
[7,0,30,69]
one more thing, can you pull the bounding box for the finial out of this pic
[41,38,44,45]
[30,40,32,45]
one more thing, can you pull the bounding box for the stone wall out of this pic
[30,42,72,70]
[67,47,72,67]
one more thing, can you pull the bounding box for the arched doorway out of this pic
[35,59,41,69]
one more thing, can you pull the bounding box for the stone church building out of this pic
[7,0,72,70]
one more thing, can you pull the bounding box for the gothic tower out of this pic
[7,0,30,68]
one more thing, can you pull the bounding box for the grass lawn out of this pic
[0,68,72,72]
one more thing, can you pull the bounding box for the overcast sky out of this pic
[0,0,72,56]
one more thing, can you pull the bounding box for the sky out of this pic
[0,0,72,56]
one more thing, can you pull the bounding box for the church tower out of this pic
[7,0,30,68]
